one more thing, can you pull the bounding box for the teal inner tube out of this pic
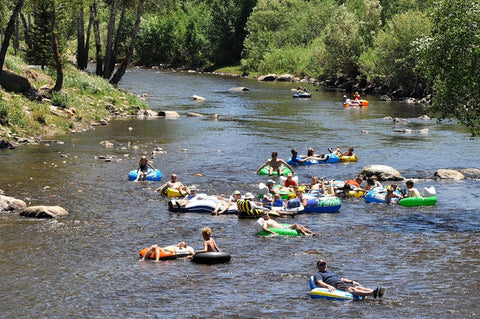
[257,223,301,236]
[398,196,437,207]
[258,166,292,176]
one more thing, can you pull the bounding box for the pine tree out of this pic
[25,2,52,70]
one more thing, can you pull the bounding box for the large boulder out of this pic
[458,168,480,179]
[20,205,68,219]
[0,195,27,212]
[157,111,180,118]
[257,74,277,81]
[359,165,404,181]
[277,74,293,82]
[434,169,465,180]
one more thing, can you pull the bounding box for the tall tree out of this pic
[76,3,92,71]
[416,0,480,136]
[25,1,52,70]
[90,0,103,76]
[110,0,144,85]
[50,1,63,92]
[0,0,25,73]
[103,0,119,79]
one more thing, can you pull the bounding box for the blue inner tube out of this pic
[128,168,163,181]
[191,252,232,264]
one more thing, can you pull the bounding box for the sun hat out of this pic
[244,192,254,200]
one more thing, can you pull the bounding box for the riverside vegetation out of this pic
[1,0,479,136]
[0,54,147,146]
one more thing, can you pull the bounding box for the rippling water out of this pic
[1,68,479,318]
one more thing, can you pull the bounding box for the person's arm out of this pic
[315,278,335,292]
[341,277,359,286]
[218,201,232,215]
[262,220,276,234]
[255,160,269,174]
[154,182,168,193]
[281,159,294,173]
[212,238,220,252]
[148,161,155,170]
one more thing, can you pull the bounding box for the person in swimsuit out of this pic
[135,156,155,181]
[256,152,295,176]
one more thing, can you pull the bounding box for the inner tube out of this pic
[256,222,301,236]
[128,168,163,181]
[398,196,437,207]
[139,246,193,260]
[258,166,292,176]
[191,252,231,264]
[309,276,362,301]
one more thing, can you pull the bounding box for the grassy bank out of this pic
[0,54,148,143]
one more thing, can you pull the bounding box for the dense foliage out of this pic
[1,0,479,135]
[415,0,480,136]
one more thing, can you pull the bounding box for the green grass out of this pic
[0,54,149,142]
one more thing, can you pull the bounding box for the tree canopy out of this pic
[1,0,479,134]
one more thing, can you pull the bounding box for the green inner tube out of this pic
[258,166,292,176]
[257,224,301,236]
[398,196,437,207]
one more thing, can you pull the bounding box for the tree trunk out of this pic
[90,0,103,76]
[110,0,144,86]
[84,8,92,70]
[112,5,126,71]
[51,3,63,92]
[76,8,87,70]
[20,13,31,47]
[0,0,25,73]
[103,0,118,79]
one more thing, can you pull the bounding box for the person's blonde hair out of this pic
[201,227,212,238]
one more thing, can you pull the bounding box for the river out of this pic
[0,68,479,318]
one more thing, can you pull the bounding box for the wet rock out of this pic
[190,95,205,101]
[257,74,277,81]
[0,140,17,149]
[20,205,68,219]
[393,117,410,124]
[0,195,27,212]
[138,109,158,117]
[228,87,249,92]
[359,165,404,181]
[158,111,180,118]
[458,168,480,179]
[277,74,293,82]
[434,169,465,180]
[187,112,205,117]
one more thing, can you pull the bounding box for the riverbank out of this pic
[0,55,148,148]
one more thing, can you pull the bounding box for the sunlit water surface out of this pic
[0,68,479,318]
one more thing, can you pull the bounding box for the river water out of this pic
[1,68,479,318]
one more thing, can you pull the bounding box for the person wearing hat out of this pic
[177,185,204,207]
[313,260,385,298]
[255,152,295,176]
[211,190,243,215]
[343,95,352,105]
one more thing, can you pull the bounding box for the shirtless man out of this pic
[154,173,190,196]
[256,152,295,176]
[260,212,316,236]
